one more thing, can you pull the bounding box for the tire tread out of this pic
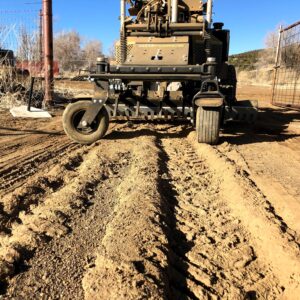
[196,106,221,145]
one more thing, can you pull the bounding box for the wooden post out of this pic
[271,25,283,105]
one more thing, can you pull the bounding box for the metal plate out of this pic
[125,37,189,66]
[10,106,52,119]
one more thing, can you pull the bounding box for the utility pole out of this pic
[43,0,54,108]
[39,9,43,65]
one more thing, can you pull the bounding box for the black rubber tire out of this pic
[196,106,221,145]
[221,64,237,105]
[63,101,109,145]
[227,64,237,102]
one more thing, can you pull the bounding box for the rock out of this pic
[0,247,21,264]
[0,260,15,280]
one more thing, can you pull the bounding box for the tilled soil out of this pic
[0,105,300,299]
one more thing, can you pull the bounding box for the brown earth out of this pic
[0,88,300,299]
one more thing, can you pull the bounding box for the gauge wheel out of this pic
[63,101,109,144]
[196,106,221,145]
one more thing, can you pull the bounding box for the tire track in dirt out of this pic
[216,141,300,234]
[158,137,282,299]
[0,146,89,235]
[3,142,132,299]
[81,125,286,299]
[188,133,300,298]
[0,142,80,193]
[0,122,125,195]
[0,138,131,295]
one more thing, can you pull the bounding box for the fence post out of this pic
[27,77,35,112]
[271,25,283,105]
[291,66,299,107]
[43,0,54,108]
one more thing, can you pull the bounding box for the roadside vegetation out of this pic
[54,30,103,76]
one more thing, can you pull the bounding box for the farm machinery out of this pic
[63,0,257,145]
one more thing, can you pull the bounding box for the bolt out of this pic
[82,121,88,127]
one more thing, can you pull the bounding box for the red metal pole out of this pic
[39,9,43,65]
[43,0,54,107]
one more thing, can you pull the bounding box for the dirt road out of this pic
[0,104,300,299]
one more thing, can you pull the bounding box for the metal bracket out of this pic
[192,79,225,126]
[193,79,225,107]
[77,99,107,129]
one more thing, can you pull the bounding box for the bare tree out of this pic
[17,26,39,62]
[54,30,83,72]
[82,40,103,69]
[54,30,104,74]
[258,25,282,66]
[264,30,278,49]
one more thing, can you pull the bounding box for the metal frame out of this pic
[272,21,300,110]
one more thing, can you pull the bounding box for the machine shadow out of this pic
[221,107,300,145]
[106,107,300,145]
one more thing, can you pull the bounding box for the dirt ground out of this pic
[0,87,300,299]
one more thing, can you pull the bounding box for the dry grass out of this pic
[237,68,273,86]
[54,80,94,101]
[0,59,44,110]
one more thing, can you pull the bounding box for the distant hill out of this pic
[228,49,275,86]
[229,49,264,70]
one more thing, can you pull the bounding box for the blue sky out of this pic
[1,0,300,55]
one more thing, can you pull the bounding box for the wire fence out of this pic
[272,21,300,109]
[0,8,44,109]
[0,9,42,69]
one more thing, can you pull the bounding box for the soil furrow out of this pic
[83,136,170,300]
[0,148,90,234]
[0,122,125,194]
[0,141,131,295]
[159,137,282,299]
[0,143,79,192]
[3,146,131,299]
[188,133,300,298]
[217,140,300,234]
